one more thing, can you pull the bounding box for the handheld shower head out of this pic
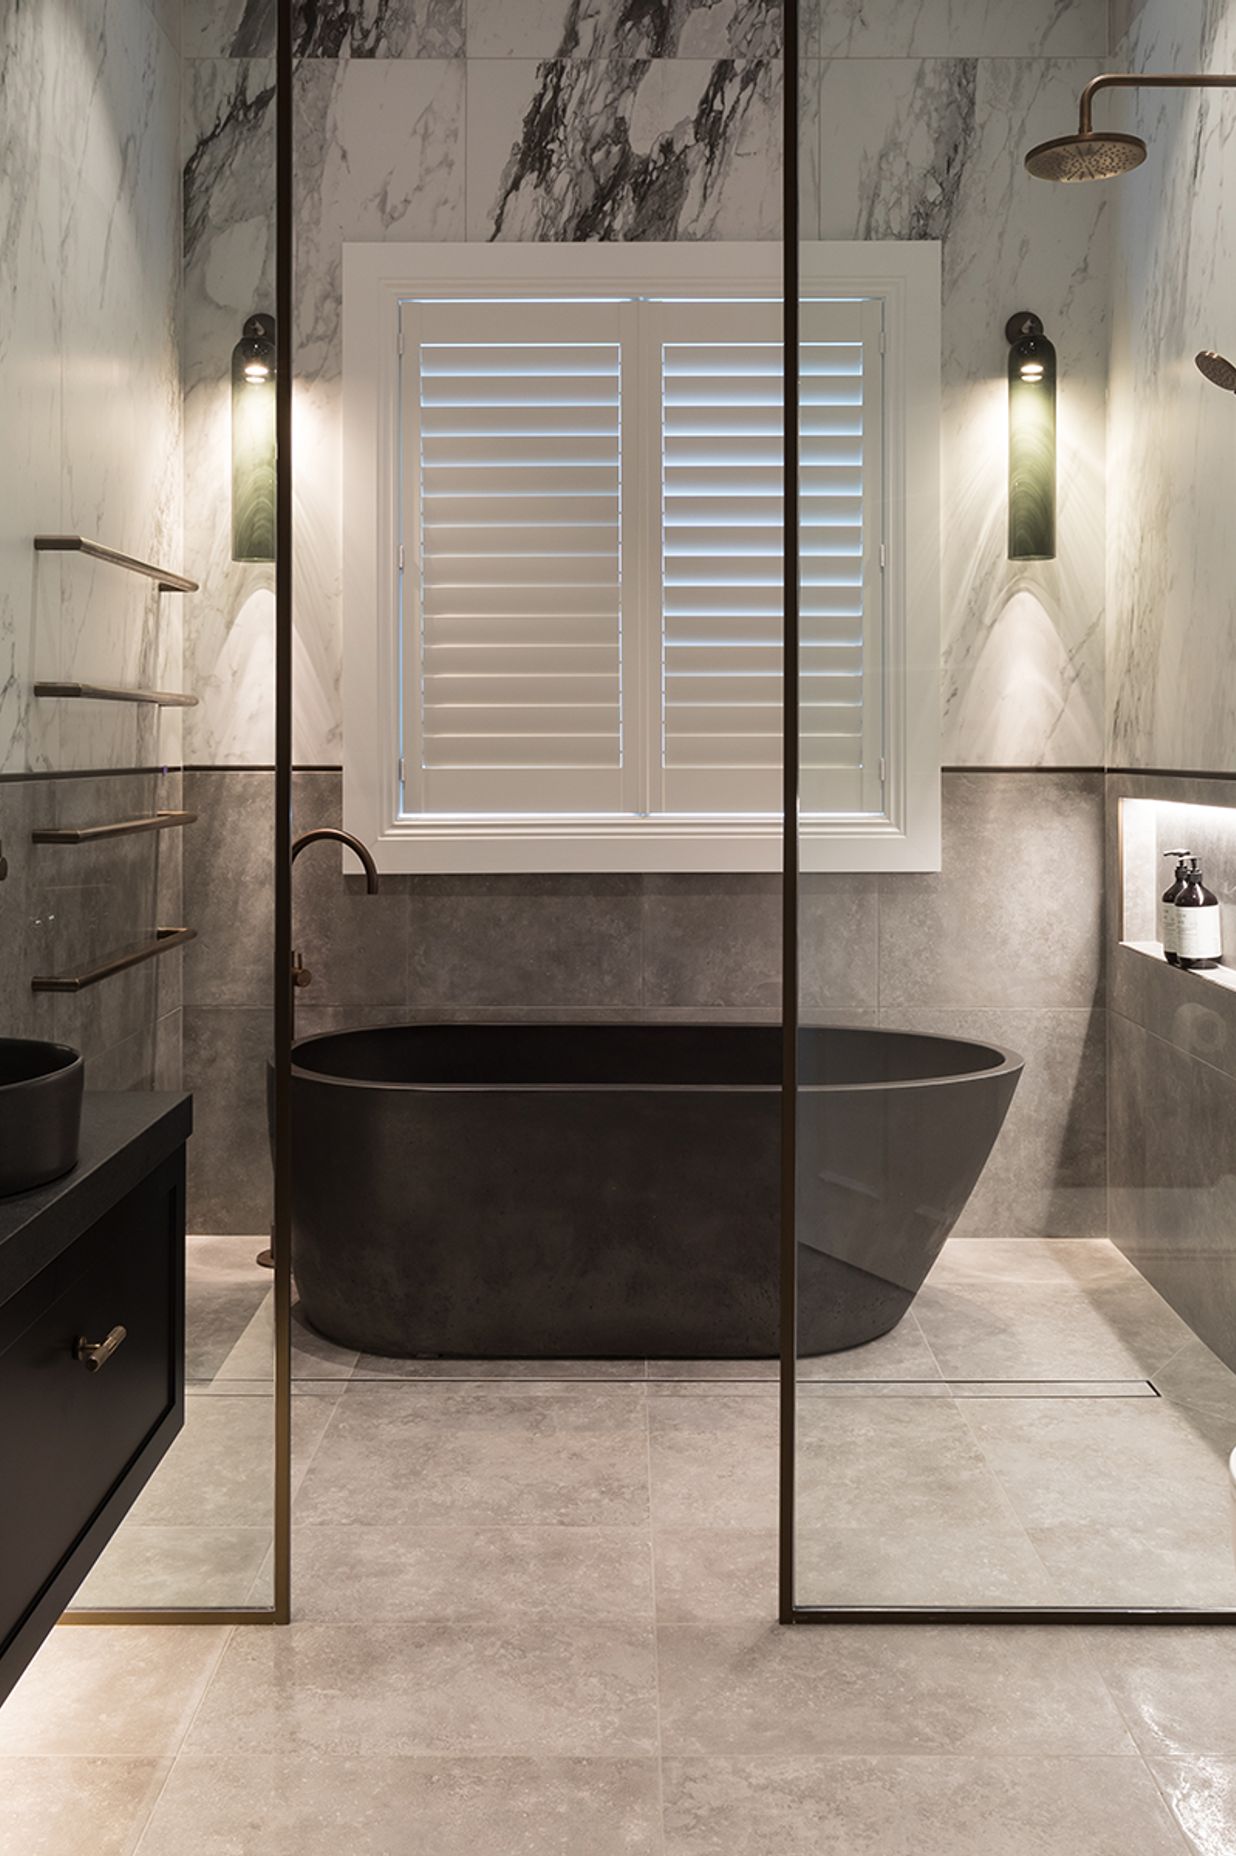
[1024,130,1146,182]
[1196,350,1236,393]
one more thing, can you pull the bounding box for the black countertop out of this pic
[0,1091,192,1303]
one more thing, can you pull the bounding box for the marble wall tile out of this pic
[814,53,1109,765]
[54,0,184,775]
[466,0,781,60]
[1,0,184,778]
[292,57,465,761]
[184,0,465,58]
[182,56,278,765]
[808,0,1107,58]
[1106,0,1236,773]
[0,3,61,778]
[467,58,782,241]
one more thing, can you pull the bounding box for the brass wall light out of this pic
[232,313,276,562]
[1006,312,1056,562]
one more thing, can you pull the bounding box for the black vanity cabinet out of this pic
[0,1093,190,1707]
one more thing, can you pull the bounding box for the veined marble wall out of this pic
[180,0,1110,766]
[1,0,184,777]
[1106,0,1236,773]
[808,7,1110,766]
[0,0,186,1087]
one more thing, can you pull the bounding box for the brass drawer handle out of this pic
[74,1325,127,1372]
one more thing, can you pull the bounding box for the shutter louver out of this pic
[404,303,628,815]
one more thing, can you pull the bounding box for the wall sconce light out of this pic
[232,313,276,563]
[1006,310,1056,562]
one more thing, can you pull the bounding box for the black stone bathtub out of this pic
[287,1024,1022,1360]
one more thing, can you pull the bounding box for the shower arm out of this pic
[1078,72,1236,136]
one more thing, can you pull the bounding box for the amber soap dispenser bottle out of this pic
[1175,858,1223,972]
[1160,849,1191,965]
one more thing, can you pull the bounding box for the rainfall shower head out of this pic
[1026,72,1236,183]
[1024,130,1146,183]
[1196,350,1236,393]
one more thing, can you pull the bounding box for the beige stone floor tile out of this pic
[795,1396,1023,1532]
[1149,1757,1236,1855]
[350,1355,647,1380]
[0,1757,171,1856]
[661,1753,1190,1855]
[0,1627,229,1758]
[654,1530,778,1622]
[136,1755,662,1854]
[127,1392,335,1527]
[1086,1629,1236,1757]
[290,1524,654,1622]
[656,1624,1136,1756]
[960,1396,1233,1535]
[294,1383,650,1528]
[184,1620,659,1757]
[71,1525,273,1611]
[648,1392,778,1530]
[1025,1519,1236,1609]
[793,1524,1058,1608]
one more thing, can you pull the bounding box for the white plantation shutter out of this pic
[655,298,883,816]
[401,300,632,815]
[397,288,886,824]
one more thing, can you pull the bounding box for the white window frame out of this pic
[342,241,941,874]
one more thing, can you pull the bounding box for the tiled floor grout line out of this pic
[127,1621,238,1853]
[1140,1747,1217,1856]
[641,1384,671,1855]
[946,1384,1064,1601]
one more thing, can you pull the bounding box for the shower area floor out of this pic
[80,1229,1236,1614]
[5,1234,1236,1853]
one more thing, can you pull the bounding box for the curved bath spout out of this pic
[291,826,380,893]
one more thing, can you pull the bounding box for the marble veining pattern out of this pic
[816,53,1108,765]
[807,0,1107,59]
[184,0,466,59]
[1106,0,1236,774]
[177,2,1115,766]
[182,57,279,763]
[473,57,782,241]
[467,0,782,60]
[0,0,183,775]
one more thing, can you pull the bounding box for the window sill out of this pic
[359,811,942,875]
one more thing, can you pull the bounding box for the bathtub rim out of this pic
[287,1021,1025,1097]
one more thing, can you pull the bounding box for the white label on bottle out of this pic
[1176,904,1222,962]
[1160,897,1179,955]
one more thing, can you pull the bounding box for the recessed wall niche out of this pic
[1119,795,1236,992]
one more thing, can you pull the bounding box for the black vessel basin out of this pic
[0,1040,84,1197]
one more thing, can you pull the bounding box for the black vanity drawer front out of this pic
[0,1162,178,1640]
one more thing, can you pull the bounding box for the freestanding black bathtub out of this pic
[287,1024,1022,1359]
